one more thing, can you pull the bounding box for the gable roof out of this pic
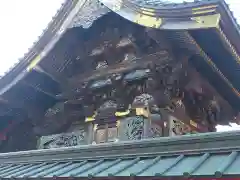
[0,0,80,95]
[0,0,239,97]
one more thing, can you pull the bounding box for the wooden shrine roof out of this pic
[0,0,238,145]
[0,0,239,97]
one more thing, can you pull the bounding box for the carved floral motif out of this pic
[38,130,86,149]
[124,116,144,140]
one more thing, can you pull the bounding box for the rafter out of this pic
[33,66,61,84]
[21,80,57,99]
[33,66,70,91]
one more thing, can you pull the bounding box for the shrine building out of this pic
[0,0,239,178]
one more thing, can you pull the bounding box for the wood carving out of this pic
[125,116,144,140]
[33,12,236,145]
[38,130,86,149]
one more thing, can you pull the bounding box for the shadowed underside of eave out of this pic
[0,0,232,96]
[98,0,240,109]
[0,0,237,95]
[0,0,239,115]
[189,29,240,95]
[99,0,221,30]
[0,0,81,96]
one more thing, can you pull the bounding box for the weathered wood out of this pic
[29,6,236,149]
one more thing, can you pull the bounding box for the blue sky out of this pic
[0,0,239,131]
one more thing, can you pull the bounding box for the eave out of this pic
[0,0,237,97]
[97,0,240,109]
[218,0,240,57]
[1,131,240,177]
[0,0,81,96]
[0,0,219,97]
[0,0,239,117]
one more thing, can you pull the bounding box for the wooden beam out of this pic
[33,65,70,91]
[68,51,170,86]
[34,66,61,84]
[20,80,57,99]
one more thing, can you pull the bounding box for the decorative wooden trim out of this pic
[99,0,220,30]
[216,27,240,65]
[184,31,240,99]
[0,0,82,96]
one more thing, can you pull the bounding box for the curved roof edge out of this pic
[0,0,86,95]
[100,0,236,30]
[0,0,239,96]
[98,0,240,60]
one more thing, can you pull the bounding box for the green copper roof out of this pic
[1,131,240,178]
[0,151,240,178]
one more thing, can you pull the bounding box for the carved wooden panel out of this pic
[149,124,162,138]
[38,130,86,149]
[168,116,193,137]
[96,61,108,70]
[119,116,144,141]
[132,93,154,107]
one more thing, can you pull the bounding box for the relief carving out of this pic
[96,60,108,69]
[149,123,162,138]
[38,130,86,149]
[132,93,154,107]
[124,116,144,140]
[169,118,192,136]
[35,10,237,149]
[69,0,109,29]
